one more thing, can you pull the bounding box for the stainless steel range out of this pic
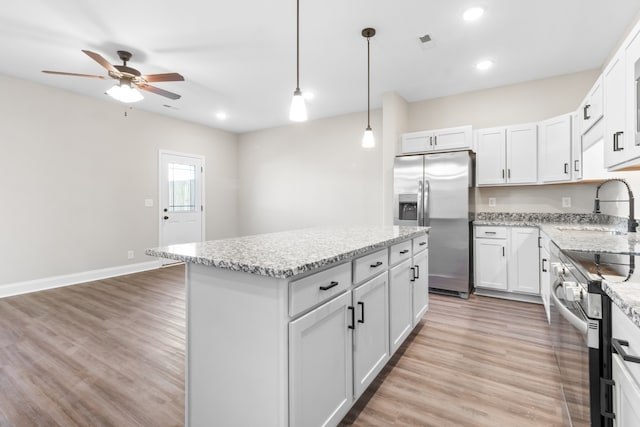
[550,247,625,427]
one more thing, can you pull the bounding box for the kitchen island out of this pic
[146,225,430,427]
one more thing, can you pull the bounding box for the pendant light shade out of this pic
[362,28,375,148]
[106,79,143,103]
[289,0,307,122]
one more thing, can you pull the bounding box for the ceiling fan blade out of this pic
[42,70,108,79]
[138,83,181,100]
[82,50,119,74]
[142,73,184,82]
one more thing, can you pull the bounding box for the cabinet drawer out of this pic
[612,303,640,387]
[389,240,412,266]
[289,262,351,317]
[353,249,388,285]
[413,234,429,254]
[475,226,507,239]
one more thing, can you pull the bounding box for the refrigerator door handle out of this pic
[417,180,424,227]
[423,180,430,226]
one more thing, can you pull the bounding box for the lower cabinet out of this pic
[474,226,541,298]
[412,248,429,326]
[289,291,354,427]
[611,303,640,426]
[389,259,414,353]
[539,242,551,323]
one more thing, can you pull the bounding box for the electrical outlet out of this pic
[562,197,571,208]
[488,197,496,207]
[127,250,134,259]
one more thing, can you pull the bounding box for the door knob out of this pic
[163,216,169,220]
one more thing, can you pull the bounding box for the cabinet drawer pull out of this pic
[319,281,339,291]
[542,258,548,273]
[484,231,496,235]
[612,338,640,364]
[370,261,383,268]
[410,267,416,282]
[564,163,569,174]
[614,131,624,151]
[399,249,409,255]
[348,306,355,330]
[419,241,427,246]
[357,301,365,324]
[502,246,505,257]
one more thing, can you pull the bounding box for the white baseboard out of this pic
[0,260,162,299]
[474,288,543,304]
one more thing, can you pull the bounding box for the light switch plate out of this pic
[488,197,496,207]
[562,197,571,208]
[144,199,154,207]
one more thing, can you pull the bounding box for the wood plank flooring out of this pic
[0,266,563,426]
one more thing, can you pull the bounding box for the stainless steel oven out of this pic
[550,248,613,427]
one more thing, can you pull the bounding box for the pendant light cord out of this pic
[296,0,300,91]
[367,34,370,127]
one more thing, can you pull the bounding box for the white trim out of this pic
[0,260,161,299]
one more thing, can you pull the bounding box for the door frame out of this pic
[158,149,206,251]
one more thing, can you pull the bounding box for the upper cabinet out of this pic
[539,113,573,183]
[476,124,538,186]
[579,75,604,135]
[400,125,472,154]
[603,20,640,170]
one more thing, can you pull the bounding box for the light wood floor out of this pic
[0,265,563,426]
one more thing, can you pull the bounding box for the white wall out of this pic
[0,74,238,286]
[237,111,383,235]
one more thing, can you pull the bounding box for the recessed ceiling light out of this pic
[216,112,227,120]
[476,60,493,71]
[463,7,485,21]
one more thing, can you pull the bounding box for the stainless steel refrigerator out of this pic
[393,151,475,298]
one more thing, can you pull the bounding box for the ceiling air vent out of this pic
[419,34,432,44]
[419,34,435,50]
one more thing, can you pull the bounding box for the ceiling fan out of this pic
[42,50,184,102]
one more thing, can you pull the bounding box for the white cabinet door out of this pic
[540,114,572,183]
[506,124,538,184]
[571,111,583,180]
[476,128,506,185]
[604,52,628,169]
[581,75,604,133]
[401,131,433,154]
[474,238,508,290]
[613,354,640,427]
[389,259,414,353]
[411,249,429,326]
[507,227,540,295]
[352,273,389,399]
[623,29,640,168]
[433,126,472,151]
[289,291,353,427]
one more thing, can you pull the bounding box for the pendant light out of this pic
[362,28,375,148]
[289,0,307,121]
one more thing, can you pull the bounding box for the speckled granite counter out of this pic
[146,225,429,279]
[473,212,640,329]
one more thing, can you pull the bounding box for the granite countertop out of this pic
[146,225,429,279]
[474,213,640,329]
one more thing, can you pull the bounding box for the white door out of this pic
[159,151,204,260]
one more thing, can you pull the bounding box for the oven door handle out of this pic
[551,282,588,335]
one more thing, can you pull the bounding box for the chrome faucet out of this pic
[593,178,638,232]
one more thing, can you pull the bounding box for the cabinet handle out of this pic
[583,104,591,120]
[502,169,505,179]
[542,258,548,273]
[484,231,496,235]
[400,249,409,255]
[419,241,427,246]
[415,265,420,278]
[574,160,580,172]
[614,131,624,151]
[563,163,569,174]
[410,267,416,282]
[319,281,339,291]
[507,169,511,179]
[434,136,437,146]
[538,236,542,248]
[348,306,355,330]
[429,136,433,146]
[600,378,616,420]
[612,338,640,364]
[357,301,365,324]
[502,247,505,257]
[370,261,383,268]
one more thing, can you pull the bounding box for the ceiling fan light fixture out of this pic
[290,88,307,122]
[107,79,143,103]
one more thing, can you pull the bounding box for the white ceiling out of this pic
[2,0,639,133]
